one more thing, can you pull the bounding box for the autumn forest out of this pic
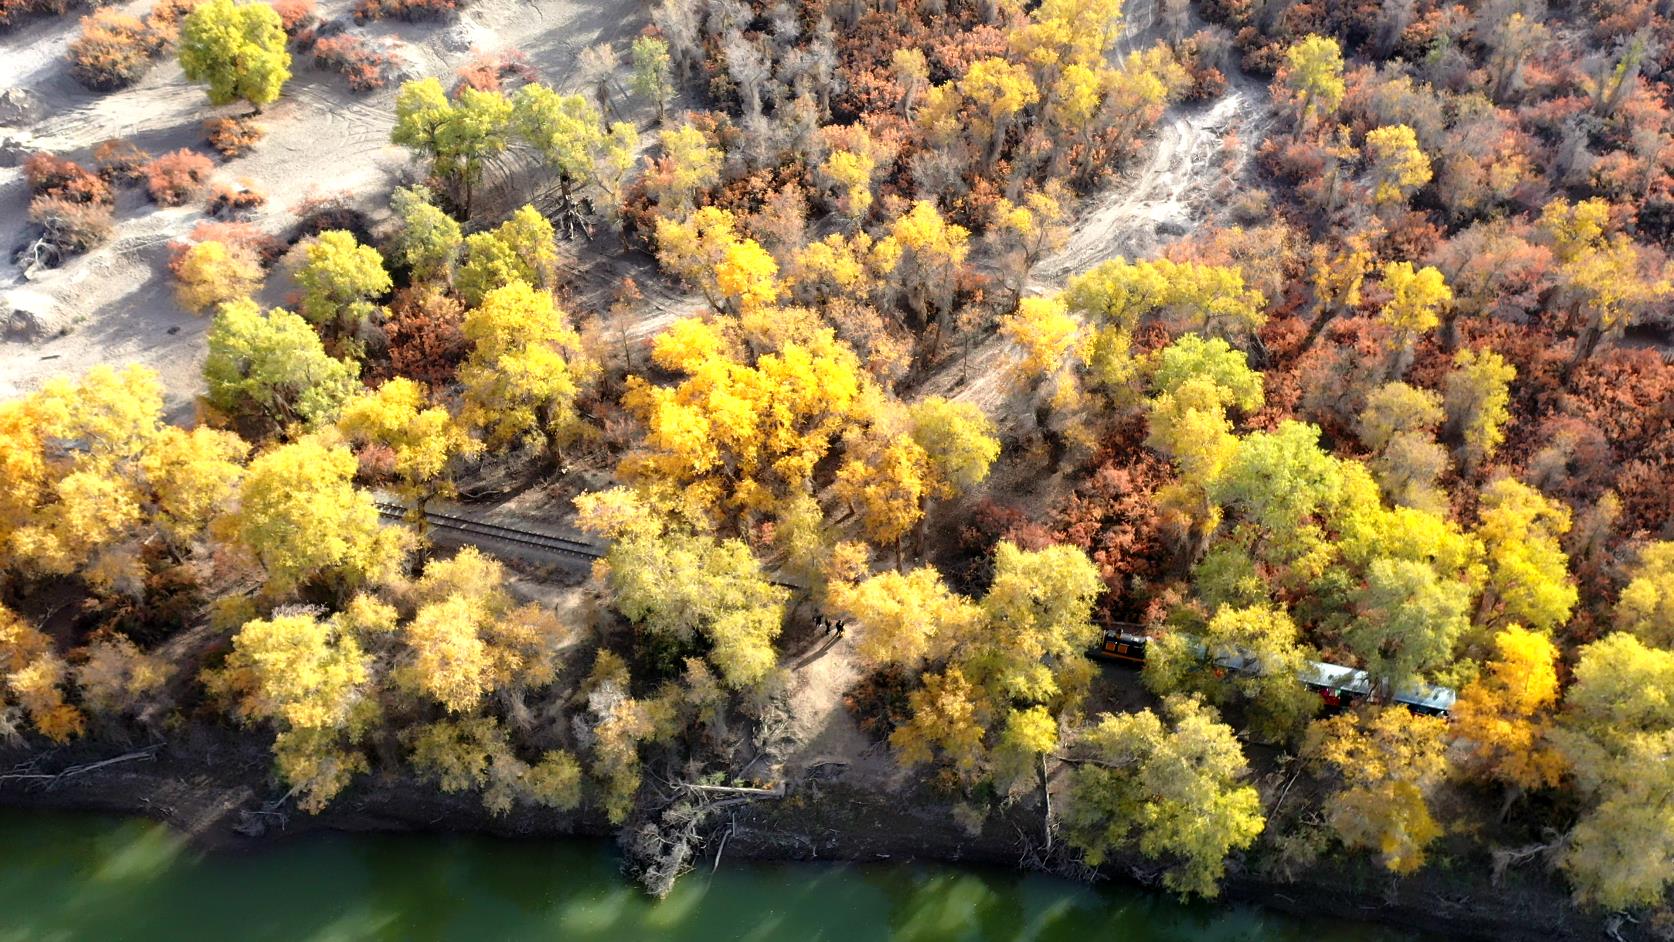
[3,0,1674,931]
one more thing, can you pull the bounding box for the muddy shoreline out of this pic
[0,733,1621,942]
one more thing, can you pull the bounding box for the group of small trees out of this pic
[391,77,638,218]
[0,360,606,816]
[1,367,242,741]
[208,546,576,811]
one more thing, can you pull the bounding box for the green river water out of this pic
[0,808,1419,941]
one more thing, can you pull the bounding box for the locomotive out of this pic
[1090,628,1456,717]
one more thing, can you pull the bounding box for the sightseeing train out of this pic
[1091,628,1457,717]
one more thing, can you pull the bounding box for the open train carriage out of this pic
[1089,628,1149,665]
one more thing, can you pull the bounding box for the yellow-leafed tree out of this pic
[457,280,599,465]
[398,547,565,713]
[338,378,478,515]
[209,607,377,810]
[1452,625,1566,793]
[214,437,410,597]
[1062,695,1265,898]
[1306,707,1451,874]
[0,605,84,744]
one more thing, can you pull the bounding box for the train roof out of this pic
[1094,629,1456,710]
[1392,682,1458,713]
[1302,660,1373,695]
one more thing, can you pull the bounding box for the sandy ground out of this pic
[925,70,1274,424]
[0,0,648,415]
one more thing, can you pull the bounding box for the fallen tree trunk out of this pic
[0,745,162,790]
[681,782,786,798]
[626,780,788,898]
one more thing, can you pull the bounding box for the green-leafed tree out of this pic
[1063,695,1265,898]
[179,0,291,111]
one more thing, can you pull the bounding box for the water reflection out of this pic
[0,810,1420,942]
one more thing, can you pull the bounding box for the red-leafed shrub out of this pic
[92,138,152,182]
[67,8,162,90]
[207,180,266,217]
[142,0,199,44]
[141,149,214,205]
[312,33,397,92]
[1047,430,1174,619]
[1561,349,1674,534]
[0,0,75,31]
[27,195,115,257]
[381,285,468,385]
[354,441,399,481]
[24,153,112,205]
[203,116,263,157]
[351,0,454,24]
[452,48,536,93]
[1178,30,1231,103]
[270,0,314,33]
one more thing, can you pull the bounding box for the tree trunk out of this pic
[1297,304,1336,354]
[1439,308,1460,354]
[1568,321,1603,371]
[1036,402,1067,472]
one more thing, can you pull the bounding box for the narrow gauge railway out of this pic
[1091,628,1457,717]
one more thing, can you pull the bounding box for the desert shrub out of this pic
[350,0,453,24]
[203,116,263,156]
[27,196,116,257]
[291,190,371,242]
[187,219,285,264]
[68,8,162,91]
[23,153,112,206]
[311,33,396,92]
[142,0,199,44]
[382,284,467,385]
[169,238,264,312]
[270,0,312,33]
[0,0,75,31]
[452,48,535,93]
[141,149,214,205]
[1178,31,1230,102]
[92,139,152,182]
[207,180,266,217]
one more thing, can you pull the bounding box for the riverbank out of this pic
[1,804,1422,942]
[0,730,1622,942]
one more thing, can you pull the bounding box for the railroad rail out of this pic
[374,499,807,591]
[374,501,606,562]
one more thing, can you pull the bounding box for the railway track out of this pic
[375,500,808,591]
[374,501,607,562]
